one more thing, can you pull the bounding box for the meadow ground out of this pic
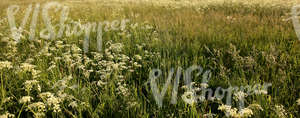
[0,0,300,117]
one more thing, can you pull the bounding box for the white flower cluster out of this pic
[19,63,41,79]
[0,24,160,116]
[218,104,255,118]
[233,91,248,101]
[27,102,46,113]
[0,112,15,118]
[90,41,146,86]
[181,91,197,104]
[19,96,33,104]
[0,61,13,70]
[68,101,78,108]
[274,105,287,118]
[181,82,210,104]
[18,74,87,116]
[247,104,263,111]
[39,92,62,113]
[20,63,36,72]
[24,80,41,93]
[2,37,18,60]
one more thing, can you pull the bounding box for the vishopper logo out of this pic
[6,2,130,53]
[147,65,272,111]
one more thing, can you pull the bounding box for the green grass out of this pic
[0,0,300,117]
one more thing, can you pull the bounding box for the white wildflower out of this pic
[198,95,206,102]
[200,83,209,88]
[24,80,39,92]
[47,65,56,71]
[274,105,287,118]
[46,96,61,113]
[84,70,90,78]
[239,108,253,117]
[68,101,78,108]
[109,43,123,53]
[112,63,119,70]
[80,102,89,108]
[134,55,142,60]
[27,102,46,112]
[11,28,24,41]
[218,104,232,111]
[33,113,45,118]
[19,96,33,104]
[31,70,41,79]
[117,85,129,96]
[71,44,82,53]
[0,61,13,70]
[218,104,254,118]
[233,91,248,101]
[127,101,138,109]
[181,91,197,104]
[39,92,54,99]
[54,57,62,61]
[57,90,68,100]
[37,84,41,92]
[55,41,64,48]
[20,63,36,72]
[248,104,263,111]
[228,108,238,117]
[0,112,15,118]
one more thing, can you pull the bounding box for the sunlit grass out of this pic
[0,0,299,117]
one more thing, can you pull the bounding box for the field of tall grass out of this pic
[0,0,300,117]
